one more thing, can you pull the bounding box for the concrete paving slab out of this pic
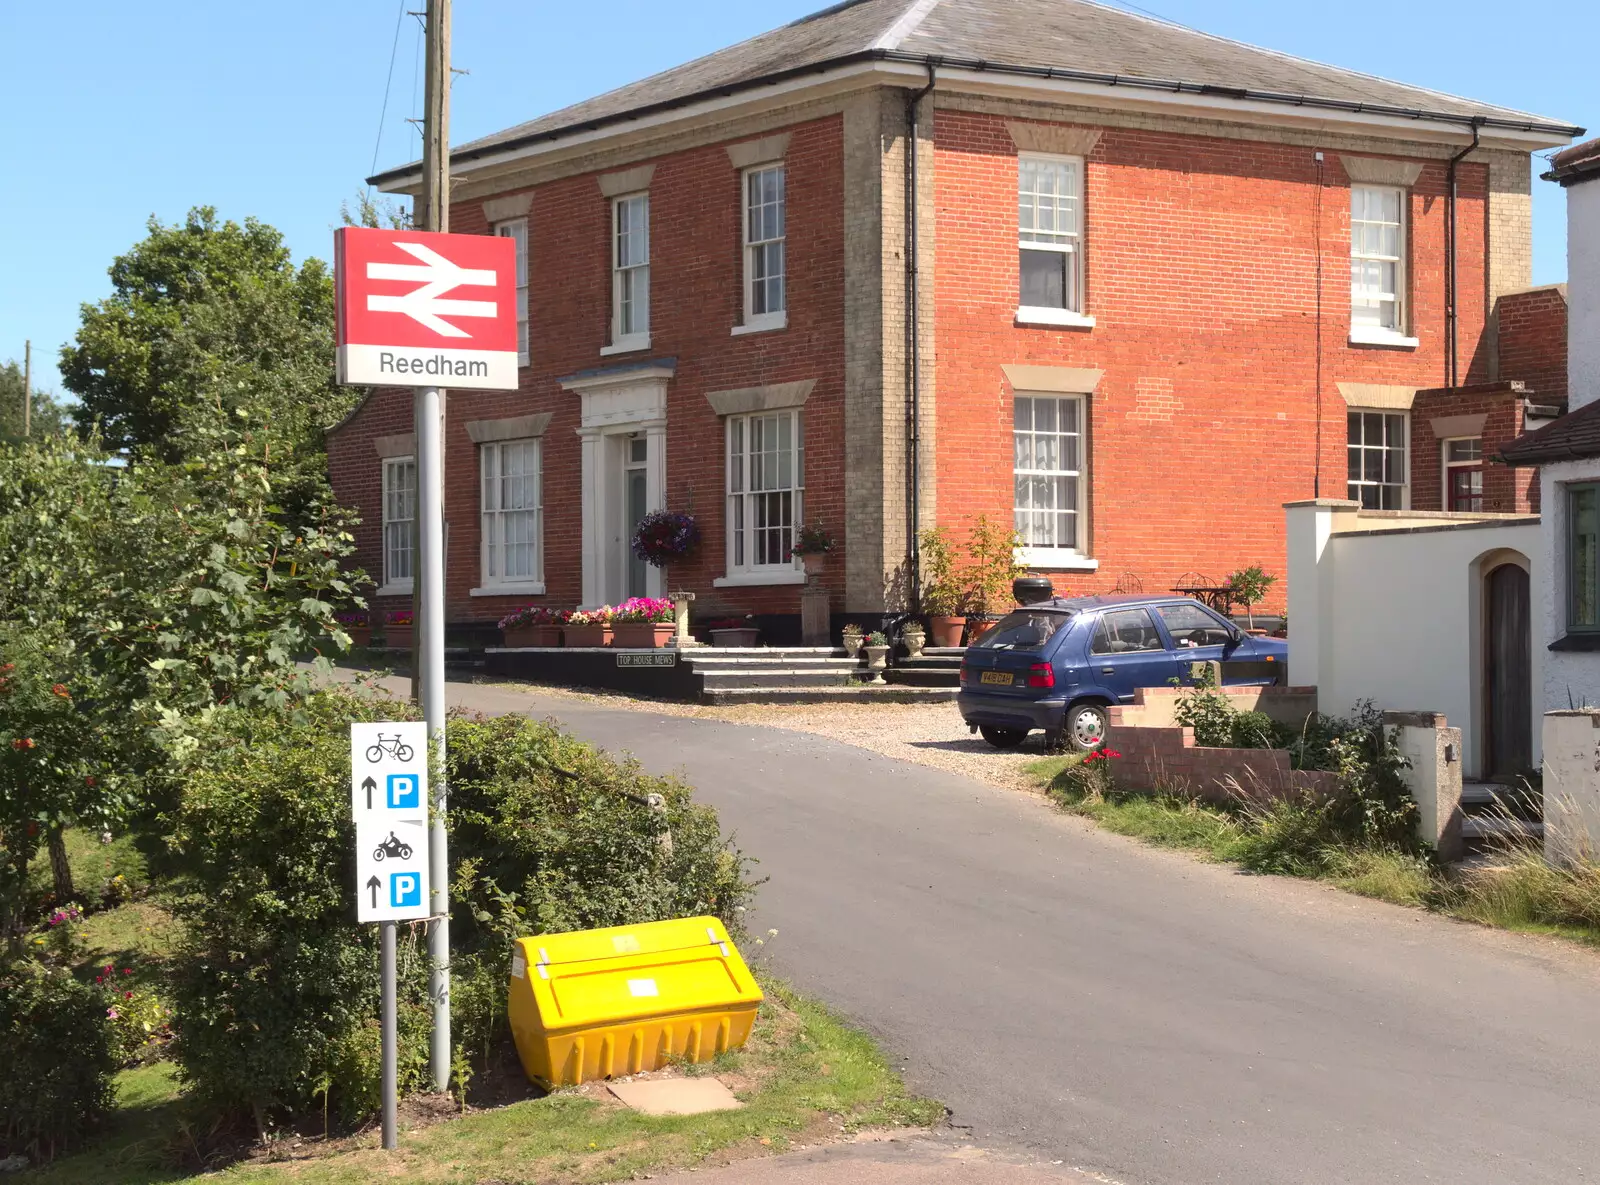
[608,1076,743,1115]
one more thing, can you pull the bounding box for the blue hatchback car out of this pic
[957,594,1288,751]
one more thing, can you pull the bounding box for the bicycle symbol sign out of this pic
[350,722,429,923]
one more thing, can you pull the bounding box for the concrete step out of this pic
[897,654,963,670]
[697,669,862,689]
[699,685,960,705]
[1462,816,1544,842]
[922,647,967,657]
[686,655,858,670]
[1460,782,1541,821]
[688,646,844,659]
[884,668,961,688]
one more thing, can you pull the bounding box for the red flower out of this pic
[11,737,36,750]
[125,990,134,999]
[51,684,70,698]
[85,776,97,787]
[25,822,38,837]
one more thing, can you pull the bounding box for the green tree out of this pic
[58,208,358,517]
[0,360,66,443]
[0,434,364,952]
[1226,565,1278,630]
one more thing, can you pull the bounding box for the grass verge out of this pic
[1024,755,1600,946]
[25,966,940,1185]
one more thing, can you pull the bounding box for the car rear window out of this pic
[971,610,1072,652]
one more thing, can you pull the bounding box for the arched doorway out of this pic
[1484,563,1531,778]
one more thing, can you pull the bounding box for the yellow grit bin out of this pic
[507,915,764,1087]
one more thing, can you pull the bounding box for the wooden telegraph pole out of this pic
[22,340,30,437]
[417,0,453,1097]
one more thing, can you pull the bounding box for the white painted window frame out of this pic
[1346,408,1411,510]
[379,455,416,595]
[1013,393,1095,569]
[735,162,787,335]
[1349,183,1418,348]
[1441,435,1485,512]
[717,408,807,587]
[494,217,529,366]
[1016,152,1094,329]
[605,191,651,354]
[475,438,544,596]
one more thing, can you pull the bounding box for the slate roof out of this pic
[371,0,1581,187]
[1500,401,1600,467]
[1544,135,1600,186]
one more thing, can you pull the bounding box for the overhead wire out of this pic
[367,0,410,192]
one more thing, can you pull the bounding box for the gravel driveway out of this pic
[494,683,1056,791]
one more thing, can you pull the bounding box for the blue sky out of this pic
[3,0,1593,395]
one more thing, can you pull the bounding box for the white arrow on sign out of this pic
[366,241,498,338]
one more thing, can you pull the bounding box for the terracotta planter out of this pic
[928,615,966,648]
[385,626,414,651]
[710,628,760,648]
[965,617,997,645]
[613,622,675,649]
[503,625,563,648]
[800,552,826,577]
[343,625,372,649]
[564,624,613,647]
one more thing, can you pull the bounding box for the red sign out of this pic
[335,226,519,390]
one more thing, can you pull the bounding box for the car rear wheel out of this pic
[1063,701,1109,752]
[978,725,1029,750]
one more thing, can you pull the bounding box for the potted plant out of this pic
[790,522,835,577]
[500,605,566,648]
[564,606,615,647]
[962,514,1024,645]
[901,620,926,658]
[919,526,966,648]
[841,622,864,659]
[384,609,414,650]
[611,596,676,648]
[336,611,371,649]
[707,616,760,647]
[862,630,891,684]
[632,510,701,586]
[1226,565,1278,633]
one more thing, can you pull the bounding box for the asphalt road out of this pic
[406,677,1600,1185]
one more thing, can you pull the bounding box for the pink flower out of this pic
[106,1008,119,1019]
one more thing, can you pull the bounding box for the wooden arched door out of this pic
[1484,563,1531,778]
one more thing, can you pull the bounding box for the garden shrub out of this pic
[0,964,118,1162]
[162,689,756,1127]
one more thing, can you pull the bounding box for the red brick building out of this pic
[333,0,1581,640]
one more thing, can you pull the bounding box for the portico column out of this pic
[578,427,604,607]
[644,420,668,599]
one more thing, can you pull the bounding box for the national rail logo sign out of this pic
[334,226,519,391]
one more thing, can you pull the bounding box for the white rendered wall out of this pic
[1569,180,1600,412]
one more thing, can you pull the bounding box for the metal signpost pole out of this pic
[380,919,398,1150]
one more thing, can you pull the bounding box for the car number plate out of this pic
[980,671,1013,685]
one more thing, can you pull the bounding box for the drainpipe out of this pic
[904,61,936,613]
[1445,119,1483,388]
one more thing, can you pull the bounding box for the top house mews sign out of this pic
[335,226,520,391]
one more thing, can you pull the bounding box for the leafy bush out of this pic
[0,965,119,1162]
[161,690,756,1127]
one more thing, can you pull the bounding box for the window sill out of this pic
[713,569,808,588]
[732,315,787,336]
[1549,633,1600,652]
[470,583,546,598]
[1349,327,1419,349]
[1016,307,1095,329]
[374,582,414,597]
[1015,548,1098,572]
[600,335,651,356]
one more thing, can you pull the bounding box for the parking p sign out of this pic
[352,722,430,923]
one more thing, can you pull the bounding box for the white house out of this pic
[1501,136,1600,710]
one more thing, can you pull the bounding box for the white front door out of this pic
[622,435,649,600]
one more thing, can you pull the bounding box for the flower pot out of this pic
[710,628,760,648]
[343,625,372,649]
[863,644,890,685]
[801,552,826,577]
[503,625,540,648]
[964,617,997,645]
[385,625,414,651]
[841,634,864,659]
[902,625,926,658]
[538,625,565,647]
[928,615,966,648]
[564,624,613,647]
[613,622,675,649]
